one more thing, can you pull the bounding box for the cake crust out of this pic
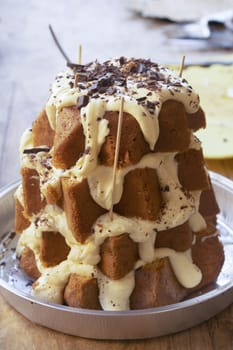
[114,168,162,220]
[130,258,187,309]
[64,274,101,310]
[98,233,138,280]
[32,109,55,148]
[61,177,106,243]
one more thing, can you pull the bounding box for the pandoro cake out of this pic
[15,57,224,310]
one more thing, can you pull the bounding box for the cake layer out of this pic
[176,149,210,191]
[130,258,187,309]
[20,247,41,280]
[32,109,55,148]
[33,103,206,170]
[15,198,30,233]
[53,106,85,169]
[40,231,70,267]
[114,168,161,220]
[199,179,220,222]
[19,226,224,310]
[187,107,206,131]
[61,177,106,243]
[154,100,191,152]
[99,111,150,167]
[43,182,62,205]
[98,233,138,280]
[21,167,45,217]
[155,221,193,252]
[64,274,101,310]
[191,224,224,291]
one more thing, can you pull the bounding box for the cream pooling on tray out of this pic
[17,57,208,310]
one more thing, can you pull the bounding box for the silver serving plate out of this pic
[0,172,233,340]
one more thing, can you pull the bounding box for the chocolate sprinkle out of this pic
[77,95,90,109]
[136,96,147,103]
[146,100,156,113]
[25,280,34,287]
[67,63,85,71]
[160,185,170,192]
[63,57,199,117]
[88,83,98,95]
[23,147,50,154]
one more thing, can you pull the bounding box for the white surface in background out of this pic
[127,0,233,21]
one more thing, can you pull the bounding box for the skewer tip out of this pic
[179,55,186,78]
[78,45,82,65]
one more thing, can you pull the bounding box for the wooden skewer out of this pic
[78,45,82,65]
[179,55,186,78]
[74,45,82,88]
[109,96,124,220]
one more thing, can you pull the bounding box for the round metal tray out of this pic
[0,172,233,340]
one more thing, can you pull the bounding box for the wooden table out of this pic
[0,1,233,348]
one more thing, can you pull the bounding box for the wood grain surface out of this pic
[0,1,233,349]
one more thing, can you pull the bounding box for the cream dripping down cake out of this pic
[14,57,224,310]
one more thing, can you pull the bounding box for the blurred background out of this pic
[0,0,233,186]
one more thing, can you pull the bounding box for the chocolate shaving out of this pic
[148,71,162,80]
[67,63,85,71]
[160,185,170,192]
[77,95,89,109]
[136,96,147,103]
[9,231,16,239]
[106,86,117,95]
[98,73,114,87]
[23,147,50,154]
[146,100,156,112]
[84,147,91,154]
[119,56,126,65]
[79,73,89,82]
[88,83,98,95]
[59,57,197,115]
[137,63,147,73]
[137,82,145,88]
[115,78,126,87]
[25,280,33,287]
